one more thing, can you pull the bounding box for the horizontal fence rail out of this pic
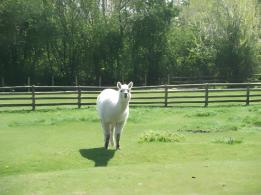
[0,83,261,110]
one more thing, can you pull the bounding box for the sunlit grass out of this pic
[0,105,261,194]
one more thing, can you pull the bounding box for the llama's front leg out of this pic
[102,122,110,149]
[115,122,125,150]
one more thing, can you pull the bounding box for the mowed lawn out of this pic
[0,105,261,194]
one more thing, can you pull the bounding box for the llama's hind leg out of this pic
[116,133,121,150]
[115,122,125,150]
[102,122,110,149]
[109,125,115,147]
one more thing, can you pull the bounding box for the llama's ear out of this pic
[128,81,133,89]
[117,82,122,89]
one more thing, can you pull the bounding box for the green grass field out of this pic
[0,105,261,194]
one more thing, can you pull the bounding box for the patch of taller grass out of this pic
[138,130,184,143]
[212,137,243,145]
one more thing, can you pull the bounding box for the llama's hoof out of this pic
[116,146,121,150]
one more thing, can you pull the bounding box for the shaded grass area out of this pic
[0,105,261,194]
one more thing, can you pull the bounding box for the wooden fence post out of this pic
[164,84,168,107]
[246,83,250,106]
[77,86,81,109]
[32,85,36,111]
[204,83,209,107]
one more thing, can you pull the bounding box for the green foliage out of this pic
[168,0,260,81]
[212,0,260,82]
[0,0,260,85]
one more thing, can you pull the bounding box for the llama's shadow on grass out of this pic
[79,147,116,167]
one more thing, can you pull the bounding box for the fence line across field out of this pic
[0,83,261,110]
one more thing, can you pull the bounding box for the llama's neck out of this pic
[117,96,129,112]
[119,100,129,112]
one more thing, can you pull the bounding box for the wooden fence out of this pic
[0,83,261,110]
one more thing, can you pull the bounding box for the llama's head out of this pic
[117,81,133,101]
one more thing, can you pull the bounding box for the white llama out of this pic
[96,82,133,150]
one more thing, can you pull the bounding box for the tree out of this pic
[177,0,260,82]
[130,0,177,84]
[0,0,260,86]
